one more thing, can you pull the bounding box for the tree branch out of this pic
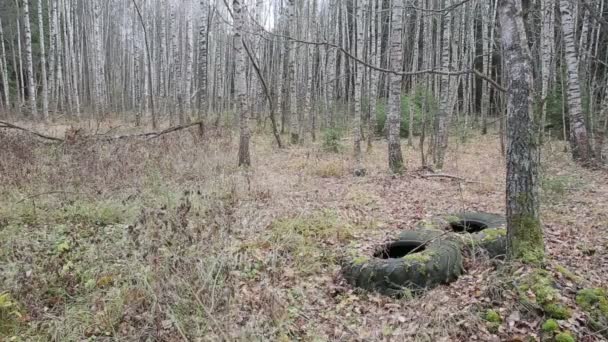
[0,121,64,142]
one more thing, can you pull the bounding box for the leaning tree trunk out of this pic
[559,0,594,164]
[498,0,544,264]
[234,0,250,166]
[0,17,10,111]
[23,0,37,117]
[387,0,404,173]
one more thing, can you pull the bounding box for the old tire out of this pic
[342,229,463,297]
[416,212,507,258]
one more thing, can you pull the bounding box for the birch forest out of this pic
[1,0,608,340]
[1,0,607,166]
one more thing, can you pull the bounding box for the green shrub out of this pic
[375,99,387,135]
[374,88,436,138]
[322,128,343,153]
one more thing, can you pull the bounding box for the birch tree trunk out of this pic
[93,0,106,114]
[433,0,453,170]
[38,0,49,120]
[65,0,80,117]
[0,18,10,111]
[540,0,555,138]
[498,0,544,263]
[23,0,37,117]
[353,0,365,175]
[197,0,209,119]
[234,0,250,166]
[16,15,25,110]
[387,0,404,173]
[287,0,299,144]
[559,0,594,163]
[183,4,193,121]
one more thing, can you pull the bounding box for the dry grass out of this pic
[1,122,607,341]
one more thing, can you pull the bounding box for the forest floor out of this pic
[1,121,608,341]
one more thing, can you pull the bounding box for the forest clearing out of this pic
[2,0,608,340]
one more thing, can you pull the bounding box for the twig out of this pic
[0,120,64,142]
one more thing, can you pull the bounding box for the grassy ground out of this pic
[1,122,607,341]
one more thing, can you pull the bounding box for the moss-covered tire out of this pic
[416,212,507,258]
[342,229,463,297]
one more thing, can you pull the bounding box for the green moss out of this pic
[444,215,461,224]
[484,309,502,323]
[576,288,608,336]
[480,228,507,242]
[555,265,582,283]
[555,331,575,342]
[545,303,571,319]
[352,256,369,265]
[576,288,608,316]
[510,214,545,265]
[541,319,559,332]
[517,269,571,320]
[0,292,22,335]
[403,251,433,263]
[418,219,439,229]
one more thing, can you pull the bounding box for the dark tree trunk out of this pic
[498,0,544,263]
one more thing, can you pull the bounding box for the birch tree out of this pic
[234,0,250,166]
[0,17,9,111]
[540,0,555,136]
[22,0,37,117]
[433,0,453,170]
[559,0,594,164]
[387,0,404,173]
[37,0,49,120]
[498,0,544,263]
[197,0,209,119]
[353,0,365,175]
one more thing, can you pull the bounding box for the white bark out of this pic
[559,0,593,162]
[353,0,364,172]
[540,0,555,132]
[234,0,250,166]
[23,0,37,117]
[0,17,10,110]
[387,0,404,172]
[433,0,453,170]
[38,0,49,119]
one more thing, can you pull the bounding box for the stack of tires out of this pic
[342,212,507,297]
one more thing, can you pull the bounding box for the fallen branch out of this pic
[0,120,64,142]
[96,121,205,141]
[420,172,502,187]
[420,173,468,181]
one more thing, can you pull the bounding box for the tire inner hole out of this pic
[450,220,488,233]
[374,241,426,259]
